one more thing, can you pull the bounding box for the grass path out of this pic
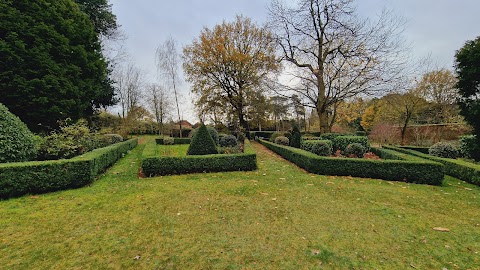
[1,138,479,269]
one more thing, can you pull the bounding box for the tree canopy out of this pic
[455,36,480,160]
[183,15,278,132]
[74,0,118,40]
[0,0,115,132]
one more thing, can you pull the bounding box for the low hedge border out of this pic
[383,145,480,186]
[398,145,430,154]
[260,140,444,185]
[156,138,191,145]
[142,140,257,176]
[0,139,138,199]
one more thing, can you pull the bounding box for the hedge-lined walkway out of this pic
[1,137,479,269]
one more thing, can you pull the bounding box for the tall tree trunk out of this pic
[316,72,329,133]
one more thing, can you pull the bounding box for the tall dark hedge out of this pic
[455,36,480,161]
[187,124,218,155]
[290,124,301,148]
[0,0,115,132]
[0,103,37,163]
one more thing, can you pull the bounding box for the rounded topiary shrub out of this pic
[429,142,459,158]
[344,143,366,158]
[187,124,218,155]
[301,140,333,156]
[163,137,174,145]
[0,103,37,163]
[190,126,219,145]
[219,134,238,147]
[275,136,290,146]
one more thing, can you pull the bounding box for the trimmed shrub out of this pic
[300,140,333,156]
[0,139,138,199]
[319,133,349,141]
[398,145,430,154]
[344,143,367,158]
[249,131,275,140]
[383,145,480,186]
[155,138,191,145]
[290,125,301,148]
[190,126,219,145]
[355,131,367,136]
[219,135,238,147]
[459,135,479,159]
[0,103,37,163]
[270,131,290,142]
[260,140,444,185]
[142,141,257,176]
[275,136,289,146]
[102,134,123,144]
[429,142,459,158]
[333,136,370,152]
[237,132,246,144]
[163,137,174,145]
[301,136,322,141]
[187,124,218,155]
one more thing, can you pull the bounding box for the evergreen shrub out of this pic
[219,135,238,147]
[0,103,37,163]
[429,142,459,158]
[333,136,370,152]
[187,124,218,155]
[300,140,333,156]
[275,136,289,146]
[344,143,367,158]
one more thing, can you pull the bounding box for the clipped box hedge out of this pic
[260,140,444,185]
[156,138,191,145]
[383,145,480,186]
[398,145,430,154]
[142,140,257,176]
[0,139,138,199]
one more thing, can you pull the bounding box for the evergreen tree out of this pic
[0,0,115,132]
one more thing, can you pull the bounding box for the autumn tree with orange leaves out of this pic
[183,15,278,132]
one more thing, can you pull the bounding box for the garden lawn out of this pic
[0,137,479,269]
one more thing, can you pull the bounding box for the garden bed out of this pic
[141,140,257,176]
[260,140,444,185]
[0,138,138,199]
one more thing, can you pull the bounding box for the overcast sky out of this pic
[110,0,480,123]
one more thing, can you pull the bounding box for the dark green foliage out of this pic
[355,131,367,136]
[344,143,367,158]
[459,135,479,159]
[189,126,219,145]
[300,140,333,156]
[383,145,480,186]
[319,133,350,141]
[398,145,430,154]
[275,136,290,146]
[0,0,115,132]
[0,103,36,163]
[187,124,218,155]
[237,132,246,144]
[429,142,459,159]
[156,138,191,145]
[333,136,370,152]
[249,131,275,139]
[0,139,137,199]
[260,140,444,185]
[219,135,238,147]
[36,120,106,160]
[269,131,290,142]
[301,136,322,140]
[142,141,256,176]
[74,0,118,39]
[290,125,301,148]
[455,36,480,160]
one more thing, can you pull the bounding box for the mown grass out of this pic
[1,136,479,269]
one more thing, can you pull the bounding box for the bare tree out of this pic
[156,37,183,137]
[268,0,408,132]
[113,63,144,118]
[147,83,171,135]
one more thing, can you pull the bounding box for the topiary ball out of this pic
[187,124,218,155]
[275,136,290,146]
[344,143,366,158]
[429,142,459,158]
[0,103,37,163]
